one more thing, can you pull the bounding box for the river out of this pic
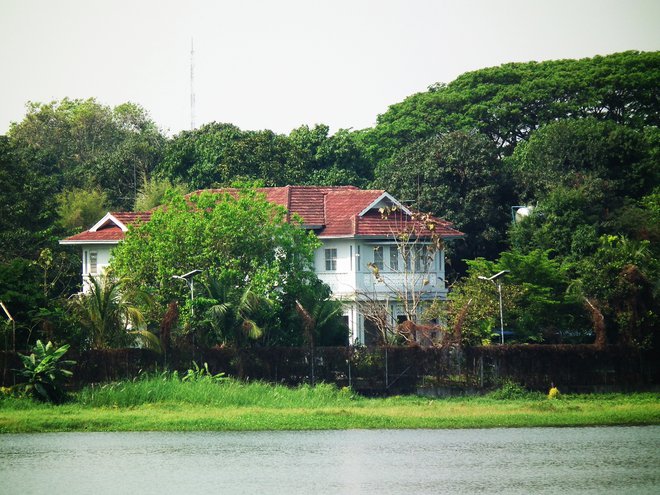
[1,427,658,494]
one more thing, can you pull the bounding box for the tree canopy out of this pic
[1,50,658,350]
[8,98,165,210]
[364,51,659,163]
[110,188,321,345]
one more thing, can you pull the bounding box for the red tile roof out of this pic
[60,226,126,243]
[110,212,151,226]
[60,186,463,244]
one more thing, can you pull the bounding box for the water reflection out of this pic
[0,427,658,494]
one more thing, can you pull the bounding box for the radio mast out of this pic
[190,38,196,130]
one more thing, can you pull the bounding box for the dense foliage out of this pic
[110,188,324,348]
[0,51,657,354]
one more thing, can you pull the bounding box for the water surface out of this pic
[1,427,658,494]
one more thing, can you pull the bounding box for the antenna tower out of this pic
[190,38,196,130]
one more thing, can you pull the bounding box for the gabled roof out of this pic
[60,186,463,244]
[59,211,151,245]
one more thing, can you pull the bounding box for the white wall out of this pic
[81,245,114,292]
[314,238,448,344]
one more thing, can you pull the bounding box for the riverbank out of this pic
[1,379,658,433]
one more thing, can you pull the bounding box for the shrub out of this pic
[488,379,535,400]
[548,386,561,400]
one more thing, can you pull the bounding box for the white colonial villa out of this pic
[60,186,463,344]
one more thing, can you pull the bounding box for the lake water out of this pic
[0,427,658,494]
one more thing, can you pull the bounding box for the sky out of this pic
[1,0,658,137]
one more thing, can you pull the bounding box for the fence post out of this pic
[385,346,389,389]
[348,350,352,389]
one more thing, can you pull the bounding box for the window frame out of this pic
[373,246,384,271]
[324,248,337,271]
[89,251,98,275]
[389,246,399,272]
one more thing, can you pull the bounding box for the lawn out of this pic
[1,378,658,433]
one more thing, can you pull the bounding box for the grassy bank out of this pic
[1,378,658,433]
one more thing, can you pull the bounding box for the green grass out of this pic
[1,377,658,433]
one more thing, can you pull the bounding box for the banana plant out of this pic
[16,340,76,403]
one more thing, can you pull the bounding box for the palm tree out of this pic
[71,271,159,350]
[295,297,346,347]
[204,274,272,347]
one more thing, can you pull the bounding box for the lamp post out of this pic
[173,269,203,316]
[173,270,202,356]
[478,270,510,344]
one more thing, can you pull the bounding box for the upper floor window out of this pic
[389,246,399,271]
[373,246,383,270]
[415,245,430,272]
[325,248,337,271]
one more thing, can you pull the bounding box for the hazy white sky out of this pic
[1,0,658,136]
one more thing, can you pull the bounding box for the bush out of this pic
[488,379,538,400]
[548,386,561,399]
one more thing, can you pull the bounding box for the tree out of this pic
[374,130,513,268]
[158,123,305,189]
[69,271,158,350]
[571,235,658,348]
[201,273,273,347]
[0,136,57,261]
[110,188,321,335]
[8,98,165,209]
[133,177,188,211]
[292,282,348,347]
[364,51,660,164]
[445,250,584,345]
[509,184,604,262]
[290,125,372,184]
[56,188,109,232]
[507,118,658,204]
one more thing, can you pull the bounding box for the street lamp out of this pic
[173,269,202,317]
[173,270,202,359]
[478,270,510,344]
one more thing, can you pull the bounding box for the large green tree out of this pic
[570,235,658,348]
[8,98,165,209]
[158,123,304,189]
[158,122,371,190]
[110,188,321,343]
[0,136,57,260]
[364,51,660,164]
[507,118,658,204]
[374,130,513,268]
